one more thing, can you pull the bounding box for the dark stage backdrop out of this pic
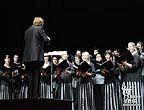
[0,2,144,59]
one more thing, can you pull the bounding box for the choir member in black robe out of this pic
[136,41,144,82]
[51,56,59,97]
[72,55,81,110]
[119,42,143,110]
[10,55,28,99]
[11,54,26,99]
[39,54,53,98]
[103,52,120,110]
[76,51,95,110]
[0,55,13,100]
[93,53,105,110]
[55,51,74,110]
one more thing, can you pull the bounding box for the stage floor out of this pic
[0,98,72,110]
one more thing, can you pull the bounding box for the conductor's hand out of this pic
[47,36,51,41]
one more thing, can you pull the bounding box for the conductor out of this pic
[23,17,51,98]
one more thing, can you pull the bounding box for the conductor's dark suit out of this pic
[23,25,50,98]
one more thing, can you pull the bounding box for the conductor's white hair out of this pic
[33,17,44,26]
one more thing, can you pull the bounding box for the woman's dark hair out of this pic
[137,41,143,46]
